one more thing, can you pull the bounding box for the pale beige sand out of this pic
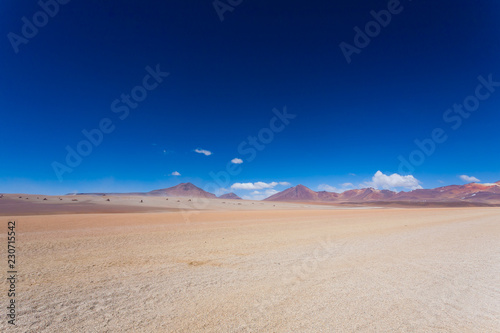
[1,204,499,332]
[0,194,352,216]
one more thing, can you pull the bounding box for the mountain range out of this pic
[264,182,500,205]
[75,181,500,205]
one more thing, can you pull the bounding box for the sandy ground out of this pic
[1,196,499,332]
[0,194,351,216]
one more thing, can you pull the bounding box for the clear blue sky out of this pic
[1,0,500,196]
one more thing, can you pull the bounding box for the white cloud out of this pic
[266,189,278,196]
[170,171,181,176]
[217,188,230,195]
[194,148,212,156]
[231,181,290,199]
[231,181,278,190]
[348,173,356,176]
[242,189,278,201]
[318,184,341,192]
[318,182,354,193]
[459,175,480,183]
[365,171,422,190]
[162,149,174,155]
[231,158,243,164]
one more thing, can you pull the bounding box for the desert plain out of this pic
[1,194,499,332]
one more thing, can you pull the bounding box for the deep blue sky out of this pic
[1,0,500,196]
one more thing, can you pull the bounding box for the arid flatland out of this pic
[1,196,499,332]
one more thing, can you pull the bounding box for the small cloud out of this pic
[162,149,174,155]
[231,181,291,200]
[438,180,444,184]
[266,189,278,196]
[170,171,181,176]
[348,173,356,176]
[231,158,243,164]
[318,184,340,192]
[242,189,278,201]
[195,148,212,156]
[231,181,278,190]
[365,171,422,190]
[459,175,480,183]
[216,188,230,196]
[318,182,354,193]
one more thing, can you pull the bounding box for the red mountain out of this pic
[339,188,396,201]
[218,192,242,200]
[75,182,217,198]
[265,185,398,202]
[394,183,500,202]
[75,181,500,205]
[148,183,216,198]
[265,182,500,205]
[265,184,319,201]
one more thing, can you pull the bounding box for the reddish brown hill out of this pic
[317,191,340,201]
[74,180,500,204]
[264,184,319,201]
[394,183,500,202]
[266,187,397,202]
[265,181,500,205]
[338,188,396,201]
[76,182,217,198]
[148,183,216,198]
[218,192,242,200]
